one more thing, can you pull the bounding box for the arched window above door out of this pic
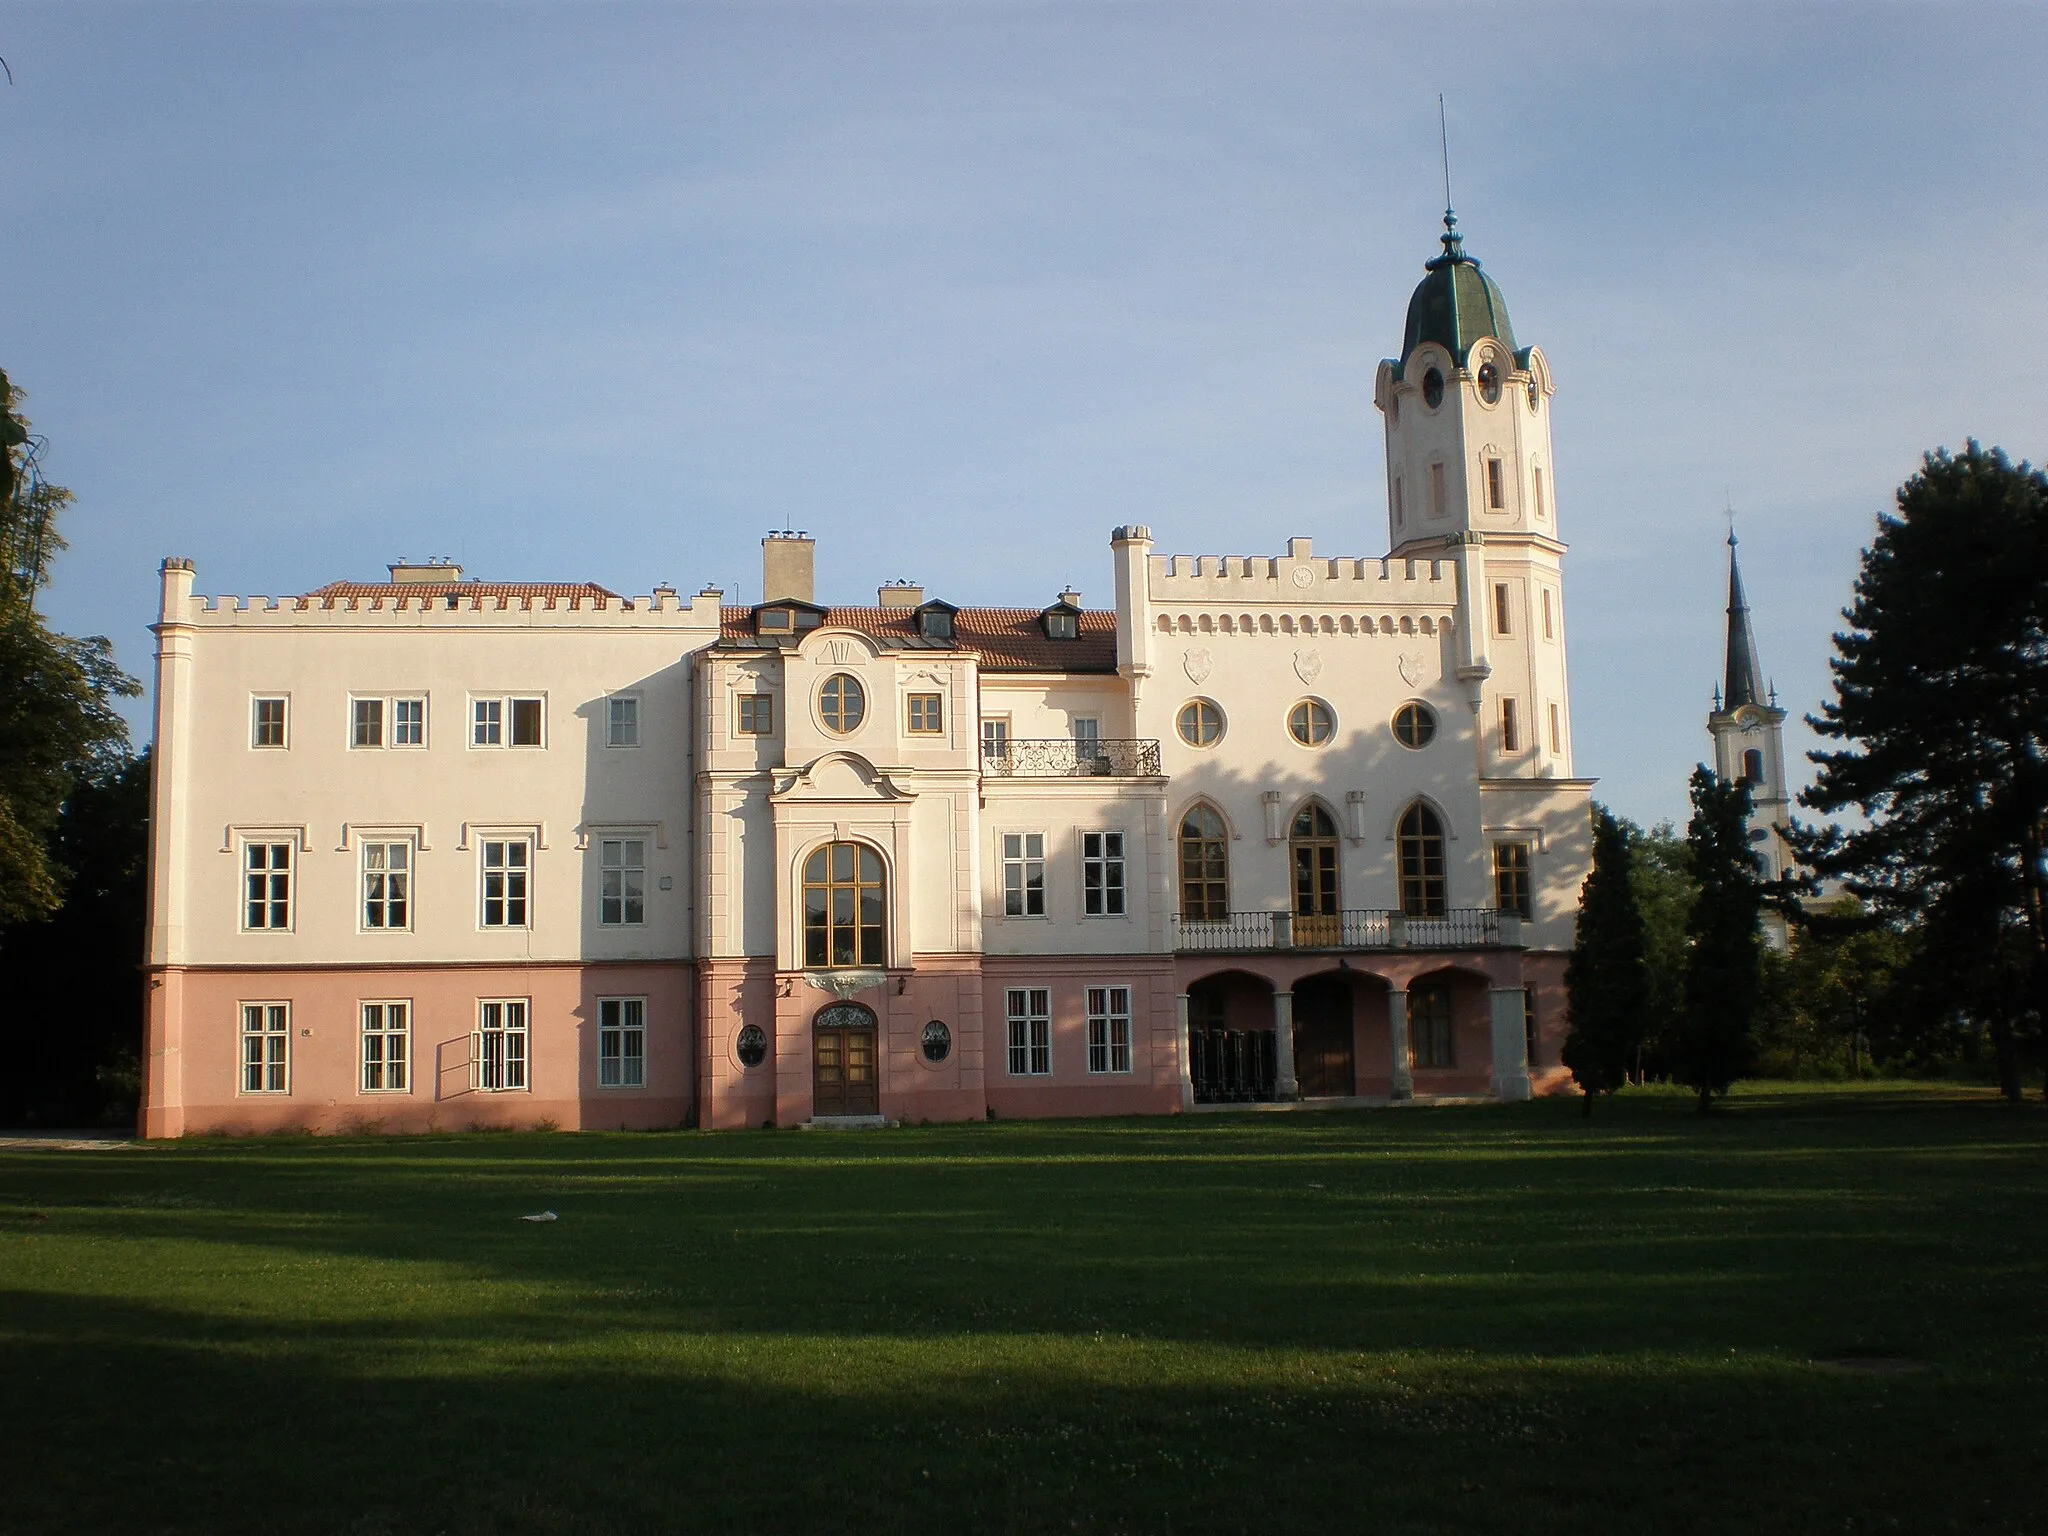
[1290,803,1340,942]
[802,842,885,968]
[1179,805,1229,920]
[1397,803,1447,918]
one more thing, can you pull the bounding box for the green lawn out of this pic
[3,1084,2044,1535]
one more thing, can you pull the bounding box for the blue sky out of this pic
[6,2,2045,827]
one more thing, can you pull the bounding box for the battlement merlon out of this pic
[1142,536,1460,602]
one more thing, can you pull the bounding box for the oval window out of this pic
[735,1024,768,1070]
[1422,368,1445,409]
[1478,362,1501,404]
[1177,699,1224,748]
[1527,377,1540,411]
[920,1020,952,1064]
[819,673,865,734]
[1288,699,1334,747]
[1392,701,1438,750]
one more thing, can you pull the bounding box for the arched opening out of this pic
[812,1000,879,1117]
[1398,803,1447,918]
[802,842,885,968]
[1289,802,1341,945]
[1292,972,1357,1097]
[1179,805,1229,922]
[1187,971,1277,1104]
[1742,748,1764,786]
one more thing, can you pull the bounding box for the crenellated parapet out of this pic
[157,576,728,629]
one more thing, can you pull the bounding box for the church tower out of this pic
[1373,209,1574,780]
[1707,535,1793,936]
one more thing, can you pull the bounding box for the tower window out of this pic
[1549,702,1563,753]
[1534,467,1547,522]
[1743,749,1764,786]
[1486,458,1506,510]
[1500,697,1520,754]
[1422,368,1445,409]
[1429,463,1446,520]
[1542,588,1555,639]
[1478,362,1501,405]
[1493,584,1512,636]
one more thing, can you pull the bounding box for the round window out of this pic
[1478,362,1501,405]
[1176,699,1224,748]
[920,1020,952,1064]
[1288,699,1334,747]
[1422,368,1445,409]
[819,673,865,734]
[735,1024,768,1069]
[1392,701,1438,750]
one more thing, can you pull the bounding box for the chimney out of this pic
[762,531,815,604]
[878,581,923,609]
[389,558,463,584]
[1058,587,1083,608]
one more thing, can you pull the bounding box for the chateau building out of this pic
[141,213,1594,1135]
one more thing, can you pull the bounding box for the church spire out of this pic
[1723,533,1765,709]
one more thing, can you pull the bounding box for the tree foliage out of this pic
[0,367,138,925]
[1677,767,1764,1109]
[1794,442,2048,1099]
[1562,805,1651,1113]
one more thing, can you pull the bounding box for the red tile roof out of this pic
[720,605,1118,673]
[303,581,626,609]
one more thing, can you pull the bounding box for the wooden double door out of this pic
[813,1003,880,1117]
[1292,975,1356,1098]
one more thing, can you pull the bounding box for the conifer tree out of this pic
[1677,767,1764,1110]
[1562,806,1650,1115]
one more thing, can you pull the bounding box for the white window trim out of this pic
[238,836,297,934]
[1080,829,1128,920]
[596,995,648,1090]
[358,999,413,1095]
[1001,830,1048,919]
[238,1000,292,1095]
[1085,984,1134,1075]
[605,693,642,750]
[469,693,547,749]
[350,695,426,750]
[1004,987,1051,1077]
[472,998,532,1093]
[390,695,428,749]
[980,715,1012,757]
[478,836,534,931]
[250,694,291,751]
[597,836,649,928]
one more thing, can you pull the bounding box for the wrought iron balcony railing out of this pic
[981,738,1163,778]
[1172,907,1516,952]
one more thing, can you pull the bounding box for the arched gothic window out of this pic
[1290,804,1340,944]
[1397,803,1447,918]
[803,842,885,968]
[1179,806,1229,920]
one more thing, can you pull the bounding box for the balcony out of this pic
[981,738,1163,778]
[1172,908,1520,953]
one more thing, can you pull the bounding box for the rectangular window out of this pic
[242,841,292,930]
[1071,717,1100,750]
[1486,457,1506,510]
[1082,831,1126,917]
[240,1002,290,1093]
[600,838,646,927]
[907,693,944,735]
[352,697,384,748]
[1005,987,1051,1076]
[1493,583,1512,636]
[1523,988,1539,1069]
[1494,841,1532,919]
[1410,987,1454,1069]
[737,693,774,735]
[598,997,646,1088]
[252,697,288,749]
[476,1000,529,1091]
[1429,462,1446,519]
[393,697,425,746]
[1534,466,1547,522]
[607,696,640,748]
[1086,985,1133,1074]
[361,840,411,930]
[481,839,530,928]
[981,717,1010,761]
[1549,702,1563,753]
[1003,832,1046,917]
[1501,697,1520,754]
[511,697,544,747]
[360,1001,411,1093]
[1541,587,1555,640]
[472,698,502,746]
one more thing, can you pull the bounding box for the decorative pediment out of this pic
[803,632,881,667]
[770,751,916,803]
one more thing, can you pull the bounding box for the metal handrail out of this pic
[981,738,1163,778]
[1171,908,1509,952]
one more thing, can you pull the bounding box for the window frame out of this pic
[1486,457,1506,510]
[906,692,944,736]
[980,716,1011,762]
[480,837,532,929]
[597,996,647,1089]
[360,838,414,932]
[1397,803,1448,918]
[818,673,866,735]
[1501,696,1521,754]
[1003,832,1047,919]
[251,695,289,750]
[359,1000,412,1094]
[1287,698,1335,748]
[1392,700,1438,751]
[606,694,642,749]
[241,839,294,932]
[1005,987,1051,1076]
[239,1001,291,1094]
[1086,985,1133,1074]
[351,696,386,749]
[736,692,775,736]
[1082,830,1126,918]
[1493,841,1532,920]
[474,999,530,1092]
[471,694,545,749]
[802,841,886,968]
[1176,699,1224,749]
[1493,583,1513,636]
[1178,805,1229,921]
[1549,702,1563,754]
[1410,985,1455,1069]
[598,837,647,928]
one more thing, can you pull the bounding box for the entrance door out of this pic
[1291,804,1341,947]
[813,1002,880,1116]
[1292,975,1356,1098]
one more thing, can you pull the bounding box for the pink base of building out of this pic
[143,948,1568,1138]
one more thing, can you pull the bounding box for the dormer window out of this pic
[1043,605,1080,640]
[915,601,958,641]
[755,602,825,636]
[759,609,791,632]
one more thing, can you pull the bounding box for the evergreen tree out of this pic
[1678,767,1765,1110]
[1795,443,2048,1100]
[1562,806,1650,1115]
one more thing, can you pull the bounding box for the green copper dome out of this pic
[1400,210,1516,366]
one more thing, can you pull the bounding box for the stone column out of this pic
[1273,990,1298,1100]
[1176,992,1194,1111]
[1387,989,1414,1100]
[1489,987,1532,1102]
